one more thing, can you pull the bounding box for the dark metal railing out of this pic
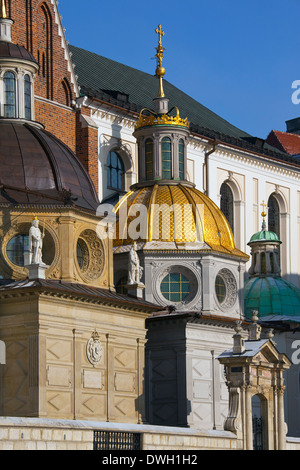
[93,431,141,450]
[253,417,263,450]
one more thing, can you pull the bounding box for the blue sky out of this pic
[59,0,300,139]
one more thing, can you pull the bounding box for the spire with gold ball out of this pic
[135,25,189,129]
[155,24,166,99]
[0,0,13,42]
[0,0,6,18]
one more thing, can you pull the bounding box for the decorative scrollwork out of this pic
[216,268,238,310]
[76,229,104,281]
[86,330,103,366]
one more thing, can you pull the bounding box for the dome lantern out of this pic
[0,0,38,121]
[248,201,281,277]
[113,25,248,315]
[0,0,13,42]
[133,25,189,185]
[244,202,300,320]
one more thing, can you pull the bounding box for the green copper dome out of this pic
[244,276,300,319]
[248,230,280,243]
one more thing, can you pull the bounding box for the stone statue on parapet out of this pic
[128,242,143,284]
[28,217,45,265]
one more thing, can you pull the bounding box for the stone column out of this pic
[266,251,272,273]
[0,340,5,365]
[72,329,83,420]
[277,385,286,450]
[58,215,76,282]
[38,326,48,418]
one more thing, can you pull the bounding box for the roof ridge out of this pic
[273,129,300,137]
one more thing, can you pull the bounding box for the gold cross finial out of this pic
[0,0,7,18]
[260,200,267,219]
[155,24,166,98]
[155,24,165,68]
[155,24,165,46]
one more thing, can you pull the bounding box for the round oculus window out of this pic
[6,234,29,266]
[6,231,55,267]
[161,272,190,302]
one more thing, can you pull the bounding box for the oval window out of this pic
[161,272,190,302]
[215,274,226,304]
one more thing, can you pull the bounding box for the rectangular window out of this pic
[24,75,32,120]
[4,72,16,118]
[162,137,172,179]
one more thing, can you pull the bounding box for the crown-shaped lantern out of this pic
[135,24,189,130]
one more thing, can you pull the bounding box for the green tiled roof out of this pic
[69,45,300,165]
[70,45,250,139]
[244,276,300,319]
[249,230,280,243]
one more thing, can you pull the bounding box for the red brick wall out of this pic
[35,99,77,153]
[76,107,99,193]
[9,0,76,104]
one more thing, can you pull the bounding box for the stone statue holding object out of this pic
[28,217,45,265]
[128,242,143,285]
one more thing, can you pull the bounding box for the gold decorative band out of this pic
[135,107,189,129]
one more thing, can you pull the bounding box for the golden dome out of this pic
[113,184,248,258]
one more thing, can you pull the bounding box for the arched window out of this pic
[268,194,280,238]
[59,78,72,107]
[220,182,234,233]
[178,139,184,180]
[24,74,32,120]
[4,71,16,118]
[161,137,172,179]
[270,252,274,273]
[145,138,153,180]
[107,151,125,190]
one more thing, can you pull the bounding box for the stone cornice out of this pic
[78,95,300,178]
[188,135,300,179]
[0,281,160,314]
[146,310,251,329]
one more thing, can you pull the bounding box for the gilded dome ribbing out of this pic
[113,183,248,257]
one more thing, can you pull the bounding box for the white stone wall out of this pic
[1,417,299,450]
[90,104,300,286]
[0,417,242,450]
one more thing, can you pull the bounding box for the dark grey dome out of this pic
[0,40,38,63]
[0,120,99,212]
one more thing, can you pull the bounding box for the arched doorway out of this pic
[252,394,268,450]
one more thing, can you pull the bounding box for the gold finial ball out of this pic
[156,66,165,77]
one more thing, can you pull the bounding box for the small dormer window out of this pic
[24,74,32,120]
[4,71,16,118]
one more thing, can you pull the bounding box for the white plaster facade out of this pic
[83,101,300,287]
